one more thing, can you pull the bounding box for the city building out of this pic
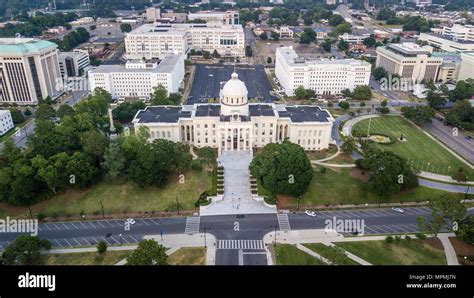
[278,26,294,38]
[275,46,371,96]
[132,72,335,152]
[326,0,337,5]
[58,49,91,78]
[340,33,370,44]
[376,42,443,83]
[0,110,14,136]
[0,38,62,105]
[145,7,161,22]
[418,25,474,53]
[88,52,185,101]
[410,0,432,5]
[314,28,329,40]
[188,11,239,25]
[431,52,461,82]
[459,51,474,81]
[125,23,245,59]
[70,17,94,26]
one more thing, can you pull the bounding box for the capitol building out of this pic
[132,73,335,154]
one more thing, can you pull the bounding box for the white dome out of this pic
[221,72,248,98]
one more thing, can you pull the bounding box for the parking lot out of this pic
[187,64,277,104]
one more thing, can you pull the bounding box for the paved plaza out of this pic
[200,151,277,216]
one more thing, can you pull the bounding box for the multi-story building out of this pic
[418,25,474,53]
[132,72,335,152]
[275,46,371,96]
[459,51,474,81]
[88,52,185,101]
[0,110,14,136]
[125,23,245,59]
[278,26,293,39]
[145,7,161,22]
[431,52,461,82]
[58,49,91,78]
[410,0,432,5]
[376,43,443,83]
[340,33,370,44]
[0,38,62,105]
[326,0,337,5]
[188,11,239,25]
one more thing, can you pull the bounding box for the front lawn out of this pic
[0,170,211,218]
[303,243,359,265]
[335,239,447,265]
[45,251,130,265]
[168,247,206,265]
[274,244,326,265]
[352,115,474,179]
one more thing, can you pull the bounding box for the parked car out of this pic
[465,135,472,140]
[391,207,405,214]
[305,210,317,217]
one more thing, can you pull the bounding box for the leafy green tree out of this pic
[320,39,332,52]
[1,235,51,265]
[102,140,128,180]
[337,39,349,51]
[329,14,345,26]
[294,86,308,100]
[299,28,316,44]
[120,23,132,33]
[259,32,268,40]
[151,85,169,105]
[352,85,372,101]
[363,36,376,47]
[35,104,56,120]
[112,101,146,123]
[56,104,75,119]
[417,194,466,237]
[333,23,352,36]
[267,57,272,64]
[66,152,98,188]
[31,152,69,195]
[127,240,168,265]
[270,31,279,41]
[341,88,352,98]
[372,67,388,81]
[401,106,435,125]
[9,108,25,124]
[341,137,357,153]
[456,216,474,245]
[196,146,216,170]
[97,241,107,253]
[80,130,109,160]
[338,101,350,110]
[250,140,313,197]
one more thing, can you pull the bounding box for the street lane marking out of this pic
[91,237,99,244]
[70,222,79,230]
[238,249,243,265]
[63,239,73,247]
[105,221,114,227]
[364,226,378,234]
[87,222,96,229]
[72,238,82,246]
[102,238,111,245]
[82,237,90,245]
[383,225,402,233]
[61,223,70,230]
[149,219,160,225]
[217,240,265,250]
[79,222,88,229]
[129,235,139,243]
[53,239,61,247]
[96,221,105,228]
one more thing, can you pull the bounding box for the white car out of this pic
[126,218,136,224]
[305,210,317,217]
[391,207,405,214]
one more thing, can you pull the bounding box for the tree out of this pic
[294,86,308,100]
[333,23,352,36]
[1,235,51,265]
[9,108,25,124]
[372,67,388,81]
[299,28,316,44]
[245,45,253,57]
[329,14,345,26]
[212,49,220,58]
[66,152,98,188]
[341,88,352,98]
[303,17,313,26]
[35,104,56,120]
[259,32,268,40]
[102,140,128,180]
[452,167,467,183]
[127,240,168,265]
[250,140,313,197]
[270,31,279,41]
[352,85,372,101]
[320,39,332,52]
[112,101,146,123]
[120,23,132,33]
[338,101,350,110]
[401,106,435,125]
[196,146,216,171]
[417,194,466,237]
[97,241,107,253]
[267,57,272,64]
[456,215,474,245]
[363,36,376,47]
[151,85,168,105]
[80,130,109,160]
[381,99,388,108]
[337,39,349,51]
[31,152,69,195]
[56,104,75,119]
[341,137,357,153]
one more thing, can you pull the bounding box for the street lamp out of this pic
[203,227,207,248]
[119,233,122,245]
[176,197,180,215]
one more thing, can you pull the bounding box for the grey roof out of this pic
[195,104,221,117]
[423,32,474,44]
[89,53,181,74]
[134,106,191,123]
[249,104,275,117]
[277,106,332,123]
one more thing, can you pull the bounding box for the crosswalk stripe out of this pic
[217,240,265,250]
[277,213,291,231]
[185,216,201,234]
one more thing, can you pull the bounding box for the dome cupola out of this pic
[220,72,249,116]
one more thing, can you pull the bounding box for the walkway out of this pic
[200,150,276,216]
[438,233,459,266]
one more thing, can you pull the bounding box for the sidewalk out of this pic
[418,171,474,185]
[438,233,459,266]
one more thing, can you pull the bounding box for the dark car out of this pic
[465,135,472,140]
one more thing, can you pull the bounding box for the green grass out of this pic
[303,243,359,265]
[352,115,474,179]
[45,251,130,265]
[293,167,450,207]
[335,240,447,265]
[306,144,338,160]
[274,244,327,265]
[0,170,211,218]
[168,247,206,265]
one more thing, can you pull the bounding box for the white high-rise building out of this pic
[145,7,161,22]
[58,49,91,78]
[132,72,335,152]
[88,52,185,101]
[0,38,62,105]
[188,11,239,25]
[459,51,474,81]
[418,25,474,53]
[125,23,245,60]
[275,46,371,96]
[376,43,443,82]
[0,110,14,136]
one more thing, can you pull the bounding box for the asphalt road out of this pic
[2,207,470,265]
[187,64,276,104]
[423,119,474,164]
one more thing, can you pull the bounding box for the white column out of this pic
[231,128,234,151]
[224,128,228,151]
[237,128,240,151]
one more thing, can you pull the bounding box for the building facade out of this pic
[88,52,185,100]
[275,46,371,96]
[58,49,91,78]
[418,32,474,53]
[132,73,335,152]
[125,23,245,60]
[0,38,62,105]
[145,7,161,22]
[188,11,239,25]
[458,51,474,81]
[376,43,443,83]
[0,110,14,136]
